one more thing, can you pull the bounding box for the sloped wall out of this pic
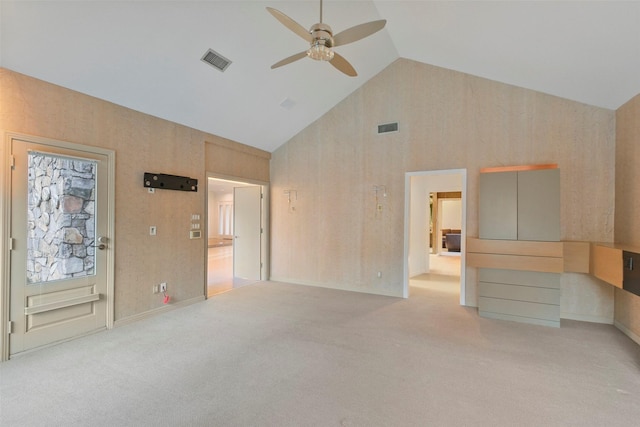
[614,93,640,339]
[271,58,615,321]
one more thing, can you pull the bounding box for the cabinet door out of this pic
[517,168,560,241]
[479,171,518,240]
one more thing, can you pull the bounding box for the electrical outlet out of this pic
[150,226,157,236]
[152,285,159,294]
[160,282,167,293]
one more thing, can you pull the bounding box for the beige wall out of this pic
[1,57,627,337]
[614,93,640,339]
[205,138,269,183]
[271,59,615,320]
[0,68,269,323]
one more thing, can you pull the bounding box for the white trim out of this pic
[114,296,205,327]
[403,169,468,305]
[1,134,11,361]
[27,149,100,164]
[268,277,402,298]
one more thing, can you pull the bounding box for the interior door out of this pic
[233,186,261,280]
[9,138,110,355]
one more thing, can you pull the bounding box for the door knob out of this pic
[94,236,108,250]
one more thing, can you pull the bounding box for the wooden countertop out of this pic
[467,238,590,274]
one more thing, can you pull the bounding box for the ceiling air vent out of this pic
[378,122,399,134]
[201,49,232,72]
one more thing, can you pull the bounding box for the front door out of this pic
[9,137,112,356]
[233,186,261,280]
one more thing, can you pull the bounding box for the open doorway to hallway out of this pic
[413,191,462,295]
[207,177,266,297]
[404,169,467,304]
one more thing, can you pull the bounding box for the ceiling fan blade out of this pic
[271,51,308,69]
[329,52,357,77]
[266,7,312,43]
[333,19,387,47]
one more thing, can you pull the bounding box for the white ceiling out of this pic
[2,1,639,153]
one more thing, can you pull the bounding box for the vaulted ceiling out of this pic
[2,1,639,153]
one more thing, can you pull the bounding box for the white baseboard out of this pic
[113,295,205,328]
[268,277,403,298]
[561,312,613,324]
[614,320,640,346]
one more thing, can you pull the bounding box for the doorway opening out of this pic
[403,169,467,305]
[206,175,268,297]
[431,191,462,255]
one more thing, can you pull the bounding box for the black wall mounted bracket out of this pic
[144,173,198,192]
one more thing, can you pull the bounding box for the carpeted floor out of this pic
[1,277,639,426]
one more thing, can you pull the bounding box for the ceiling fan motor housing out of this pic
[307,23,335,61]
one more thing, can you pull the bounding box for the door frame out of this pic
[1,132,116,361]
[403,169,467,305]
[205,172,269,297]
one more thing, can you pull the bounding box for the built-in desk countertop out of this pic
[468,238,640,291]
[590,242,640,289]
[467,238,590,274]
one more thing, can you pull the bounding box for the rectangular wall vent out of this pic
[201,49,232,72]
[378,122,399,134]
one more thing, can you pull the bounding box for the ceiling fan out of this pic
[266,0,386,77]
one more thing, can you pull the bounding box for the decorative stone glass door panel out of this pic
[10,138,110,356]
[27,152,97,284]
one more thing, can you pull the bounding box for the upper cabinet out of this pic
[479,171,518,240]
[480,168,560,242]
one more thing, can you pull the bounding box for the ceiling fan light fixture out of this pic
[307,40,334,61]
[267,0,385,76]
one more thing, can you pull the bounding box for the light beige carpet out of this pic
[1,279,639,426]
